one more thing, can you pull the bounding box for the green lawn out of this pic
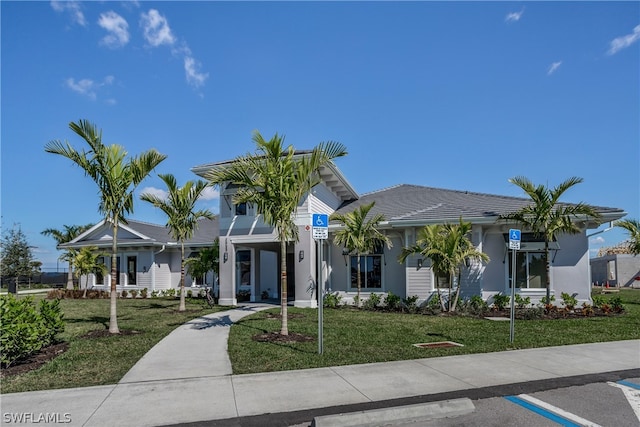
[228,289,640,374]
[1,296,226,394]
[2,290,639,393]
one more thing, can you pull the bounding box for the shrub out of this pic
[591,295,605,308]
[402,295,419,313]
[324,292,343,308]
[151,290,159,298]
[140,288,148,298]
[121,289,128,298]
[514,294,531,309]
[468,295,489,315]
[0,295,64,367]
[426,293,442,312]
[353,295,360,307]
[364,293,382,310]
[130,289,139,299]
[560,292,577,310]
[581,302,594,316]
[610,296,625,313]
[491,293,510,311]
[187,290,193,299]
[384,291,401,311]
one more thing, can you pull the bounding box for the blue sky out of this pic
[2,1,638,270]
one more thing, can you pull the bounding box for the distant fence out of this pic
[1,270,69,287]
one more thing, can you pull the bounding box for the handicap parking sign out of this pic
[312,214,328,228]
[509,229,521,250]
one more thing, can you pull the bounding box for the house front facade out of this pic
[59,218,219,292]
[192,157,626,308]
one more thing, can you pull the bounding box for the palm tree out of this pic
[399,219,489,312]
[45,119,166,333]
[141,174,214,311]
[73,246,107,297]
[205,131,347,335]
[615,218,640,255]
[42,224,93,289]
[185,241,219,288]
[500,176,601,302]
[330,202,392,306]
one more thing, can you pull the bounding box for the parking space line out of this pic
[616,380,640,390]
[608,381,640,421]
[505,394,602,427]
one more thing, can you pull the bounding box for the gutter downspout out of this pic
[152,245,166,293]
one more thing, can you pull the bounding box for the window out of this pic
[236,250,251,288]
[508,251,546,289]
[434,273,450,289]
[235,202,247,216]
[127,256,137,285]
[349,245,383,289]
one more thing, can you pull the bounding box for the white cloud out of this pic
[547,61,562,75]
[608,25,640,55]
[590,236,605,245]
[65,78,97,99]
[98,11,130,49]
[65,76,114,100]
[184,56,209,88]
[198,186,219,201]
[50,1,87,27]
[140,9,175,47]
[505,9,524,23]
[140,186,169,201]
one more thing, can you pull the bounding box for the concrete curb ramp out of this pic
[310,398,475,427]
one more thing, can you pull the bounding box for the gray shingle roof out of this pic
[331,184,625,226]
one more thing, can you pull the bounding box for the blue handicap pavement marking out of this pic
[504,396,581,427]
[313,213,328,227]
[617,380,640,390]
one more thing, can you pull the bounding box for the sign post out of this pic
[312,214,328,354]
[508,229,521,343]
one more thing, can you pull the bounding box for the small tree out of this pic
[42,224,94,289]
[206,131,347,335]
[73,247,107,297]
[331,202,392,306]
[500,176,601,302]
[141,174,214,312]
[1,225,36,292]
[185,241,219,287]
[399,219,489,312]
[46,119,167,333]
[615,219,640,255]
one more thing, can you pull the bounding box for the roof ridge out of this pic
[360,183,405,196]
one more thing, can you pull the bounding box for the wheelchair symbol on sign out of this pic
[316,217,325,226]
[511,231,518,239]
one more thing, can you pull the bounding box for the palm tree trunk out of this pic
[179,242,186,312]
[280,239,288,335]
[109,224,120,334]
[66,266,74,290]
[545,239,551,303]
[450,271,461,312]
[356,254,362,307]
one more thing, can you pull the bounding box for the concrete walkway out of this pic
[1,304,639,427]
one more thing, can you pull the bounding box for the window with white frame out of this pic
[349,245,383,289]
[508,251,546,289]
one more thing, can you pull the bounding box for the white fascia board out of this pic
[66,220,107,245]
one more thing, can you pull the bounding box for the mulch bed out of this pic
[252,332,315,343]
[1,329,142,379]
[1,342,69,379]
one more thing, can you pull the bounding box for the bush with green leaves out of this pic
[364,293,382,310]
[591,295,605,308]
[610,296,625,313]
[384,291,402,311]
[491,293,510,310]
[402,295,419,313]
[514,294,531,309]
[467,295,489,315]
[323,292,343,308]
[0,294,64,367]
[560,292,577,310]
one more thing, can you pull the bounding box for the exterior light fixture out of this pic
[417,258,423,269]
[223,252,228,263]
[299,250,304,262]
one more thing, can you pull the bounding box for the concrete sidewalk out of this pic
[1,304,639,427]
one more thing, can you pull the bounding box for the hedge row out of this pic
[0,294,64,367]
